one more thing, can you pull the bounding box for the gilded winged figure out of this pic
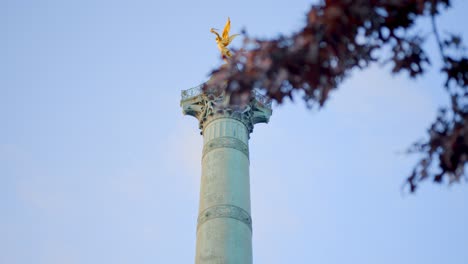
[210,17,239,60]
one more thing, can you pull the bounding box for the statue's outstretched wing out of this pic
[222,17,231,39]
[226,34,239,46]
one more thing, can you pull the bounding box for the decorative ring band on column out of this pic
[197,204,252,232]
[202,137,249,159]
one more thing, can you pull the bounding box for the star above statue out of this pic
[210,17,239,61]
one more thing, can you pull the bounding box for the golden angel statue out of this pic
[210,17,239,61]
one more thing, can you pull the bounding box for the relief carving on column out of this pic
[197,204,252,232]
[202,137,249,159]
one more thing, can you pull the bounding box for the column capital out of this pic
[180,84,272,134]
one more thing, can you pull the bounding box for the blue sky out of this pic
[1,0,467,263]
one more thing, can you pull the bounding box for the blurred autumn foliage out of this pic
[205,0,467,192]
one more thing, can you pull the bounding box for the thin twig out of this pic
[431,13,446,62]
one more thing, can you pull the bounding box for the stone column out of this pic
[181,86,272,264]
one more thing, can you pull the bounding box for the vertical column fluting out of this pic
[195,117,252,264]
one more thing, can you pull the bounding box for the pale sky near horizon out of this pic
[2,0,468,263]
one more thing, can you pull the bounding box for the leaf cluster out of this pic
[205,0,467,192]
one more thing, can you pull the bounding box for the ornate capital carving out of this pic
[197,204,252,232]
[180,84,272,134]
[203,137,249,159]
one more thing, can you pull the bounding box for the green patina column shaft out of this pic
[181,85,272,264]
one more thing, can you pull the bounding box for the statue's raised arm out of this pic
[210,17,239,61]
